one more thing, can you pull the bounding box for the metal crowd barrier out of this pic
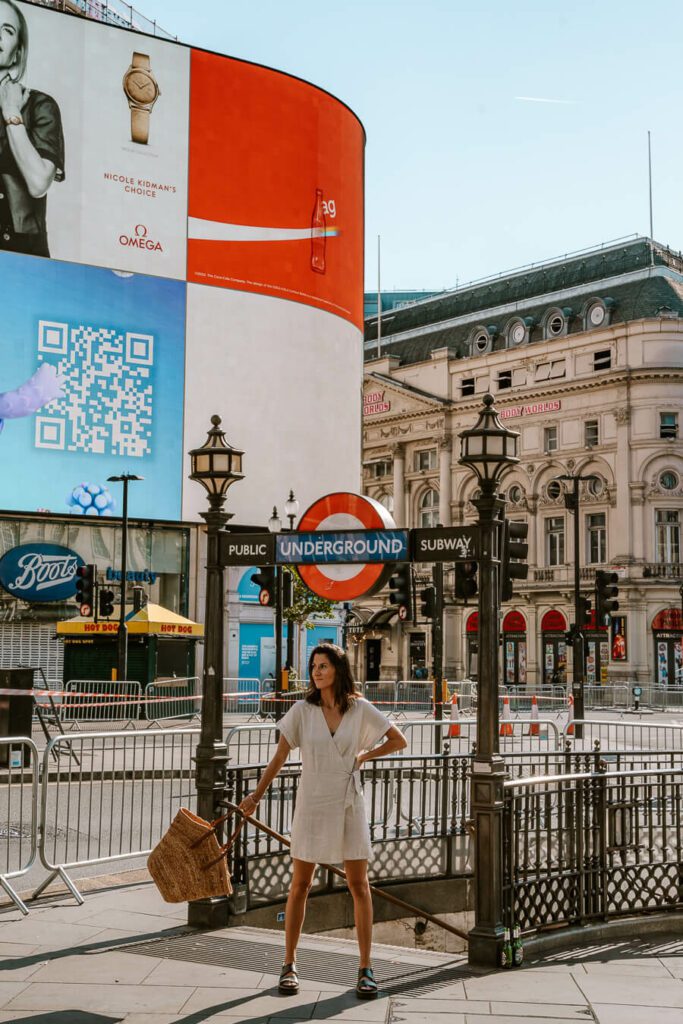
[564,718,683,750]
[60,680,142,727]
[144,678,198,724]
[222,677,261,716]
[396,681,433,714]
[35,728,199,903]
[360,681,399,713]
[402,718,562,755]
[583,684,630,709]
[0,737,39,915]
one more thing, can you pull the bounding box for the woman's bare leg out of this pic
[345,859,373,968]
[284,858,316,963]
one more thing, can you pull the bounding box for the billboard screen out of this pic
[0,2,364,524]
[0,251,186,519]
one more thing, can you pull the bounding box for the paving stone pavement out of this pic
[0,879,681,1023]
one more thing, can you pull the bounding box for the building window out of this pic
[587,475,605,497]
[461,377,475,396]
[586,512,607,564]
[377,492,394,514]
[497,370,512,390]
[370,460,391,478]
[594,349,612,370]
[656,509,680,563]
[419,489,439,528]
[585,420,599,447]
[544,426,558,453]
[660,412,678,440]
[415,449,437,472]
[546,517,565,566]
[660,471,678,491]
[507,483,524,505]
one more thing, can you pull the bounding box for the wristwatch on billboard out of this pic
[122,52,160,145]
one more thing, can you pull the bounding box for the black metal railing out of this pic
[503,765,683,935]
[222,749,683,915]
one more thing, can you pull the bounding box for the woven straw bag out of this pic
[147,807,243,903]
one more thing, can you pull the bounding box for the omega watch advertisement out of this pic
[3,1,188,279]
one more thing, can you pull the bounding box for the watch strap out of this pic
[131,106,150,145]
[132,52,151,70]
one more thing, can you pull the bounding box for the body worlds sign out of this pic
[0,543,85,603]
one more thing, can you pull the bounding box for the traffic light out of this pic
[281,570,294,611]
[98,588,115,618]
[75,564,95,613]
[132,586,148,613]
[388,563,412,620]
[578,595,592,629]
[454,560,478,602]
[251,566,276,606]
[595,570,619,623]
[419,586,436,620]
[500,519,529,602]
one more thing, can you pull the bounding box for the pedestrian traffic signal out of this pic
[419,586,436,620]
[251,566,276,606]
[454,560,478,602]
[281,569,294,611]
[595,570,619,623]
[75,564,95,613]
[98,588,115,618]
[388,563,412,621]
[132,586,148,613]
[500,519,529,602]
[578,595,592,629]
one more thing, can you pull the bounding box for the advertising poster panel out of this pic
[187,50,365,328]
[0,251,186,519]
[2,2,189,278]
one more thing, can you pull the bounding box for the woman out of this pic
[239,643,407,1000]
[0,0,64,258]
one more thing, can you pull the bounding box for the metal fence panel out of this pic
[144,678,198,723]
[60,680,142,726]
[565,719,683,750]
[0,737,39,914]
[36,728,199,903]
[222,678,261,716]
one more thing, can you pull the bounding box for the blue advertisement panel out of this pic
[0,251,185,519]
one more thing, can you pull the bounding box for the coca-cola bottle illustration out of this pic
[310,188,326,274]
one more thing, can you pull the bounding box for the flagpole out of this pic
[648,131,654,265]
[377,234,382,359]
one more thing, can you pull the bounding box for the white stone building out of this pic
[357,237,683,688]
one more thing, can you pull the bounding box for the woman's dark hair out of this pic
[305,643,358,713]
[3,1,29,82]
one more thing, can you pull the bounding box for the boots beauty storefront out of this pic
[0,513,192,682]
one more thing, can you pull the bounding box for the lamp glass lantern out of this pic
[189,415,244,501]
[459,394,520,486]
[284,489,300,530]
[268,507,282,534]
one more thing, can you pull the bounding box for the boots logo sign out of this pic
[118,224,164,252]
[0,543,85,603]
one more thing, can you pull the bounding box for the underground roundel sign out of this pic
[296,492,397,601]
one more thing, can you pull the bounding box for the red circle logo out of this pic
[297,492,397,601]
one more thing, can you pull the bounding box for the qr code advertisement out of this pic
[0,252,186,519]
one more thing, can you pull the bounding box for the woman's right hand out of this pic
[0,77,26,120]
[239,793,259,817]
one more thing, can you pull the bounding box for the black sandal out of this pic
[278,962,299,995]
[356,966,378,999]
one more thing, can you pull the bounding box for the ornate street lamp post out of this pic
[459,394,519,967]
[187,415,244,928]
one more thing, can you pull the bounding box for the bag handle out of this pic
[202,815,246,869]
[189,808,236,850]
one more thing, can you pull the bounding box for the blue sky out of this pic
[137,0,683,292]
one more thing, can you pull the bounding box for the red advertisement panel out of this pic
[187,51,364,328]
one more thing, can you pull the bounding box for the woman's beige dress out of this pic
[278,697,391,863]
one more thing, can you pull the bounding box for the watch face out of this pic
[125,70,158,105]
[590,304,605,325]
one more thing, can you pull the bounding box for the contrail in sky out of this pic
[515,95,576,105]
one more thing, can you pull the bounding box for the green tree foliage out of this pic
[282,567,335,629]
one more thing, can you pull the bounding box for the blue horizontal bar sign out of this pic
[276,529,409,565]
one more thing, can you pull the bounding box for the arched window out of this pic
[419,488,439,528]
[377,492,394,514]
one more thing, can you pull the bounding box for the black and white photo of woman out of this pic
[0,0,64,258]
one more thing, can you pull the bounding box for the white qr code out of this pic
[35,321,154,457]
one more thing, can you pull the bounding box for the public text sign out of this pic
[219,533,275,566]
[276,529,409,565]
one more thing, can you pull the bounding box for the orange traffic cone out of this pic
[448,692,461,738]
[500,695,514,736]
[528,695,540,736]
[566,694,575,736]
